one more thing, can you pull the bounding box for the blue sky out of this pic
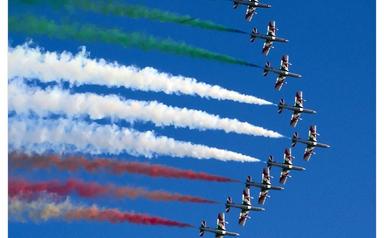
[9,0,375,237]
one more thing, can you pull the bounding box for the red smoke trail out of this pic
[9,179,216,204]
[65,207,192,227]
[9,152,238,182]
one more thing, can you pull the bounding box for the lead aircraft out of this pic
[250,21,288,56]
[233,0,271,22]
[292,125,331,161]
[200,213,240,238]
[225,188,265,226]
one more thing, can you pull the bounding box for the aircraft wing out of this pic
[267,21,276,36]
[290,112,300,127]
[294,91,304,108]
[262,40,273,56]
[280,55,289,71]
[258,189,269,205]
[216,213,226,231]
[242,188,252,205]
[262,166,272,185]
[308,125,318,142]
[304,146,315,161]
[245,6,256,21]
[238,209,250,226]
[274,75,286,91]
[284,148,293,164]
[279,168,289,184]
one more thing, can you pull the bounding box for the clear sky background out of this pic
[8,0,375,237]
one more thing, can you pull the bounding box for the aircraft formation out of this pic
[7,0,333,236]
[199,1,331,237]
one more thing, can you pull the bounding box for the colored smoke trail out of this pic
[65,207,192,227]
[9,196,192,227]
[15,0,247,34]
[9,153,238,182]
[9,44,270,105]
[9,16,257,66]
[9,179,216,204]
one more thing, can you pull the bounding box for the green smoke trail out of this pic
[14,0,247,34]
[9,15,258,67]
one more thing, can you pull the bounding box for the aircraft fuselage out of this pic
[251,33,288,43]
[227,203,265,211]
[235,0,271,8]
[267,161,305,171]
[246,182,284,190]
[265,66,302,78]
[280,104,317,114]
[201,227,239,237]
[297,139,330,148]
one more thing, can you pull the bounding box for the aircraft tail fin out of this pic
[278,98,285,113]
[263,62,271,76]
[250,28,258,42]
[233,0,239,8]
[267,155,273,166]
[225,196,232,213]
[199,221,206,236]
[292,132,298,147]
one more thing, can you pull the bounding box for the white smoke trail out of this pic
[8,117,259,162]
[8,79,282,138]
[8,43,272,105]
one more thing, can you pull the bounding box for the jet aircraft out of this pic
[292,125,331,161]
[278,91,317,127]
[263,55,302,91]
[200,213,240,238]
[225,188,265,226]
[233,0,271,22]
[267,148,305,184]
[250,21,288,56]
[245,167,284,205]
